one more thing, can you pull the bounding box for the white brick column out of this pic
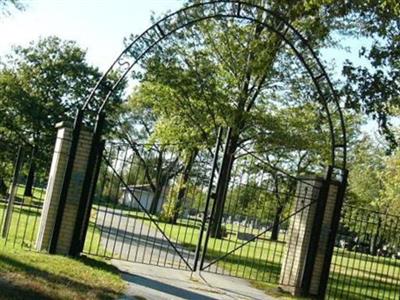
[279,175,340,296]
[36,122,92,255]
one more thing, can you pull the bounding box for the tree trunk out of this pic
[370,217,382,256]
[24,146,37,197]
[169,151,197,224]
[0,177,7,196]
[24,162,35,197]
[210,133,239,239]
[271,205,284,241]
[149,186,163,215]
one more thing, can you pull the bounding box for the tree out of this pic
[117,99,188,215]
[346,135,400,254]
[0,36,124,193]
[123,0,359,237]
[340,1,400,149]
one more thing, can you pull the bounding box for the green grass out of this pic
[0,202,42,249]
[0,245,125,300]
[15,184,47,204]
[84,206,113,256]
[0,191,125,299]
[327,248,400,300]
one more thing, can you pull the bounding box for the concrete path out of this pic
[114,260,274,300]
[94,206,197,269]
[94,206,274,299]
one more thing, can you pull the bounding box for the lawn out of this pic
[327,248,400,300]
[0,192,126,299]
[0,245,125,300]
[0,201,42,249]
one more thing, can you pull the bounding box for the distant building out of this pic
[119,184,166,213]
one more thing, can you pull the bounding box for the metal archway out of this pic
[57,0,349,260]
[80,0,347,170]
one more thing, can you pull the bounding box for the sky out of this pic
[0,0,370,73]
[0,0,378,134]
[0,0,183,70]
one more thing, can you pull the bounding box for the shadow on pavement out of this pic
[122,272,219,300]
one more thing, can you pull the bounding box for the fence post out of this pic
[301,167,333,293]
[208,127,232,239]
[278,175,324,296]
[36,112,94,255]
[193,127,223,271]
[48,110,83,254]
[69,112,105,256]
[1,146,23,238]
[317,169,348,298]
[279,168,346,297]
[200,128,231,269]
[77,139,105,254]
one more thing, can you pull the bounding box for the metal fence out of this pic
[0,144,50,250]
[327,205,400,299]
[2,138,400,300]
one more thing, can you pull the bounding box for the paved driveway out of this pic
[93,206,275,299]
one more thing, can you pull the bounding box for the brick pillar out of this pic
[279,174,340,296]
[36,122,92,255]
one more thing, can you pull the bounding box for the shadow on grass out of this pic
[201,246,282,283]
[0,254,122,300]
[0,277,54,300]
[334,248,400,269]
[328,266,400,300]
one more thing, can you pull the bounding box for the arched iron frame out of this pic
[57,0,348,261]
[81,0,347,170]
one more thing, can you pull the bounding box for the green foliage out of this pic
[345,136,400,247]
[340,1,400,147]
[0,0,24,16]
[159,185,180,223]
[122,2,362,228]
[0,36,123,149]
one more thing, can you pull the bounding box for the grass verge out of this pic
[0,246,125,300]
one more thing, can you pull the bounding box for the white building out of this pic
[119,184,166,213]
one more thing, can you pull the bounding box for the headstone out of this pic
[237,231,256,241]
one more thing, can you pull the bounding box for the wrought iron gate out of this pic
[83,136,218,270]
[83,128,325,286]
[196,130,325,283]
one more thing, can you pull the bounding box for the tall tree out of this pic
[340,1,400,148]
[0,36,124,193]
[346,136,393,254]
[124,0,358,237]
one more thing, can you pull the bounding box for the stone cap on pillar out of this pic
[55,121,92,137]
[55,121,73,129]
[297,173,341,187]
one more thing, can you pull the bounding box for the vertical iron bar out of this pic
[210,128,233,239]
[200,127,231,270]
[70,113,105,256]
[318,168,348,298]
[80,139,105,254]
[193,127,223,272]
[49,109,83,254]
[24,145,36,197]
[2,146,23,238]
